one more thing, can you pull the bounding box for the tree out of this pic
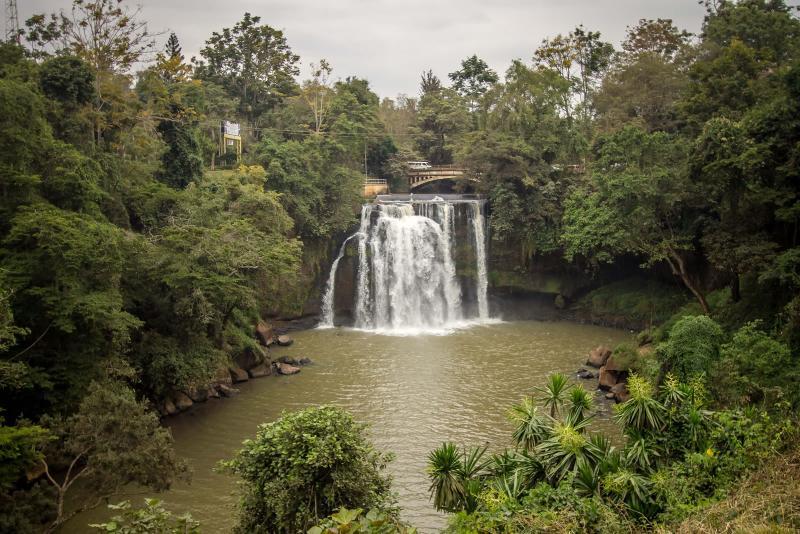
[24,0,155,73]
[596,19,691,133]
[156,103,204,189]
[414,88,469,165]
[165,32,182,60]
[223,406,395,533]
[419,69,441,95]
[300,59,334,134]
[195,13,299,125]
[563,127,711,313]
[40,380,187,532]
[448,55,498,111]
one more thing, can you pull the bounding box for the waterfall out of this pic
[319,233,359,328]
[470,202,489,319]
[319,197,491,333]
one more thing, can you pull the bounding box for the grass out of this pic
[665,447,800,533]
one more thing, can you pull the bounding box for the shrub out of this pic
[223,406,396,534]
[657,316,724,381]
[711,321,799,408]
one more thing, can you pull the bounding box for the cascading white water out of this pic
[470,202,489,319]
[319,197,491,333]
[318,233,359,328]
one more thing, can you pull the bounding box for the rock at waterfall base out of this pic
[276,335,294,347]
[255,320,275,346]
[217,384,239,397]
[248,363,271,378]
[611,382,630,403]
[276,362,301,375]
[586,346,612,368]
[229,366,249,383]
[173,392,193,412]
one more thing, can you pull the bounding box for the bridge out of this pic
[407,165,473,190]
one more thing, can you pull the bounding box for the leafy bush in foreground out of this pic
[224,406,396,534]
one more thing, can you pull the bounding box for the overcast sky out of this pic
[18,0,708,98]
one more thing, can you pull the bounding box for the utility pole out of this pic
[5,0,20,44]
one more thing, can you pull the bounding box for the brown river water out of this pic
[67,320,630,533]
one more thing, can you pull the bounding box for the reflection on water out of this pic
[67,320,629,533]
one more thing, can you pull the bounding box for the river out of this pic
[67,320,629,533]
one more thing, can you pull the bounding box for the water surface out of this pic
[70,320,629,532]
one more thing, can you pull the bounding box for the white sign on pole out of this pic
[223,121,240,136]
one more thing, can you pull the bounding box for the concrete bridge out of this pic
[407,165,474,190]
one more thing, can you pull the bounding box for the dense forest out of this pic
[0,0,798,532]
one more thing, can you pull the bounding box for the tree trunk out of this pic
[731,273,741,302]
[667,251,710,315]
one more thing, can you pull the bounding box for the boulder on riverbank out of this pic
[162,398,177,416]
[576,368,596,380]
[586,346,612,368]
[611,382,630,403]
[255,320,275,346]
[276,334,294,347]
[248,363,271,378]
[229,366,249,383]
[217,384,239,397]
[598,365,627,390]
[275,362,301,375]
[236,345,268,371]
[173,392,193,411]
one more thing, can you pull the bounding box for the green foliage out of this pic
[0,420,49,490]
[195,12,299,122]
[38,56,95,108]
[224,406,396,534]
[657,315,724,380]
[90,499,199,533]
[574,278,690,329]
[308,507,416,534]
[711,321,799,408]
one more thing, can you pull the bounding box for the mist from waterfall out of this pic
[319,197,494,334]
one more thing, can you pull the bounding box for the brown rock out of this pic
[236,345,267,371]
[612,383,630,403]
[186,386,209,403]
[255,320,275,347]
[215,366,233,386]
[598,366,621,390]
[605,392,616,400]
[276,362,301,375]
[173,392,193,412]
[248,363,271,378]
[586,346,612,368]
[207,386,220,399]
[276,334,294,347]
[217,384,239,397]
[162,398,177,416]
[229,366,249,383]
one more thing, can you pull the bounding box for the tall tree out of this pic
[195,13,299,126]
[448,55,499,111]
[300,59,334,134]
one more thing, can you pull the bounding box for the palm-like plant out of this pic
[567,385,594,422]
[602,468,655,518]
[427,442,463,512]
[535,415,603,484]
[622,428,661,473]
[535,373,572,418]
[509,397,552,450]
[614,374,667,433]
[427,443,489,513]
